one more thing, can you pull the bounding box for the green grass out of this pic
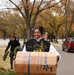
[0,70,16,75]
[20,38,24,41]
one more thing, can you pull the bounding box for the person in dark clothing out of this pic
[26,26,61,61]
[26,38,50,52]
[26,26,50,52]
[5,36,20,69]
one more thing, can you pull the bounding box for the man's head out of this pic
[33,26,45,39]
[11,36,16,41]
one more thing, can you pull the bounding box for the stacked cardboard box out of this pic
[14,52,57,75]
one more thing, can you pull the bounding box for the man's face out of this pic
[33,29,42,39]
[11,37,15,41]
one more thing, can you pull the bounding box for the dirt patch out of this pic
[0,67,7,72]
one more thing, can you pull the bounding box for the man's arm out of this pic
[49,44,61,61]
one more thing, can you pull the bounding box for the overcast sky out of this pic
[0,0,11,9]
[0,0,19,9]
[0,0,59,10]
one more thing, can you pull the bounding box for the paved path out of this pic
[0,39,63,46]
[0,39,23,46]
[0,39,9,46]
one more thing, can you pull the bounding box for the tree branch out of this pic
[29,0,36,18]
[39,0,63,13]
[9,0,26,20]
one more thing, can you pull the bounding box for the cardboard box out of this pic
[14,52,57,75]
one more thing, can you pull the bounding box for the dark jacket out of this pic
[5,39,20,52]
[26,38,50,52]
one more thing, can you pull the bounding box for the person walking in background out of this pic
[26,26,61,61]
[16,36,20,42]
[5,36,20,69]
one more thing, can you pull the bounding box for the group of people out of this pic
[5,26,61,69]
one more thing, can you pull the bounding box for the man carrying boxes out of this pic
[14,26,61,75]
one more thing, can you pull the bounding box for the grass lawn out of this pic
[0,46,16,75]
[0,46,10,69]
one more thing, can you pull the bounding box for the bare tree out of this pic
[62,0,74,38]
[39,4,64,42]
[8,0,62,40]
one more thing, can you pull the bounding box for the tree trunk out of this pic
[26,26,32,40]
[55,31,58,43]
[3,30,6,40]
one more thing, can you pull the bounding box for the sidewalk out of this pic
[51,39,63,47]
[0,39,9,46]
[0,39,63,46]
[0,39,23,46]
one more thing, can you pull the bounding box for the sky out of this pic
[0,0,19,10]
[0,0,6,9]
[0,0,59,10]
[0,0,11,9]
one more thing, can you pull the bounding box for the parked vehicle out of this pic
[62,37,74,52]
